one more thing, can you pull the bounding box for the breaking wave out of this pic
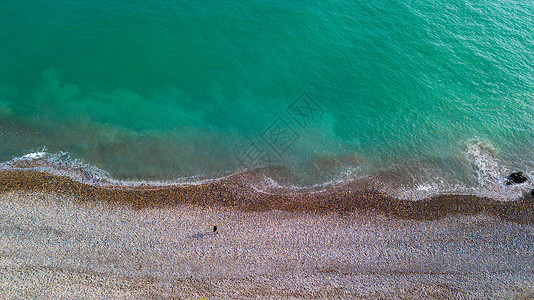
[0,138,532,224]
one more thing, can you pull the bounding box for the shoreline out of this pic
[1,169,534,224]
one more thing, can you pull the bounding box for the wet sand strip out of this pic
[0,170,533,223]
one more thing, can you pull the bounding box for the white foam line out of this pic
[0,151,235,188]
[21,151,47,159]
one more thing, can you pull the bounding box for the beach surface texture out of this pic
[1,172,534,298]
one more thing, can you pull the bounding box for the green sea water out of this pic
[1,0,533,194]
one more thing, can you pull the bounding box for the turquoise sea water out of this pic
[1,0,533,197]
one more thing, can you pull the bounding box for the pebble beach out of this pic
[1,179,534,298]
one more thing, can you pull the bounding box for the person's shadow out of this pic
[188,231,217,239]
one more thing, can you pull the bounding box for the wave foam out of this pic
[0,150,229,188]
[0,149,112,186]
[0,141,532,203]
[466,139,528,201]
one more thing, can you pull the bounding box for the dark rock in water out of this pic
[505,172,528,185]
[531,189,534,198]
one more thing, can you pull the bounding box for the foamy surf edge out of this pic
[0,138,532,204]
